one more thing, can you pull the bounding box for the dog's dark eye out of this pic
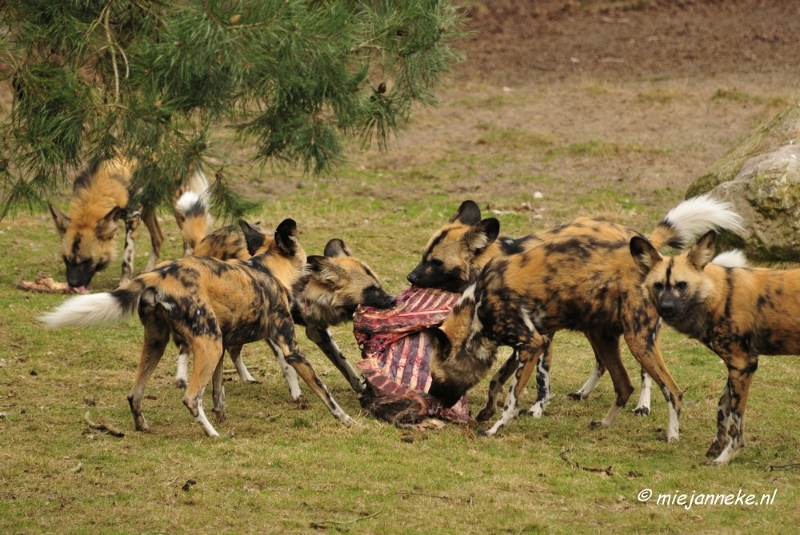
[675,281,688,291]
[653,282,664,292]
[431,258,444,268]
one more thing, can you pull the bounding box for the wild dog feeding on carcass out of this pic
[425,196,744,440]
[631,230,798,465]
[409,198,740,418]
[40,219,357,436]
[172,194,396,395]
[49,158,210,289]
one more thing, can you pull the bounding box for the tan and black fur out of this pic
[426,197,744,440]
[632,230,794,465]
[49,158,209,289]
[41,219,356,436]
[409,200,654,418]
[172,206,395,394]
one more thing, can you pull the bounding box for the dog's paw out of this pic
[588,420,605,430]
[476,407,496,422]
[526,405,544,418]
[174,378,187,390]
[294,395,310,410]
[344,416,362,428]
[705,440,722,458]
[567,391,586,401]
[633,406,650,417]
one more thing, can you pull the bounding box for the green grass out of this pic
[2,134,800,534]
[2,178,800,534]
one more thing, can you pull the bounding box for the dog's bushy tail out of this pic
[649,194,744,250]
[40,284,143,328]
[176,168,211,252]
[711,249,748,268]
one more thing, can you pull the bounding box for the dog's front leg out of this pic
[305,324,365,394]
[708,358,757,465]
[228,345,260,384]
[121,210,141,286]
[476,350,518,422]
[527,342,554,418]
[270,336,356,426]
[482,339,548,437]
[267,340,305,405]
[622,313,682,442]
[569,347,605,401]
[633,370,652,416]
[706,380,731,459]
[141,206,163,272]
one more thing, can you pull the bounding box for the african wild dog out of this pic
[49,158,209,289]
[409,200,656,417]
[425,196,744,440]
[40,219,357,436]
[173,190,212,256]
[172,196,395,395]
[631,230,796,465]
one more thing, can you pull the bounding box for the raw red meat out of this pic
[353,286,471,424]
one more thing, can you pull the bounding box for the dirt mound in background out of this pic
[454,0,800,84]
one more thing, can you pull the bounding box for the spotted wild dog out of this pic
[631,230,797,465]
[172,195,395,394]
[40,219,357,436]
[425,197,744,440]
[409,199,697,417]
[49,158,209,289]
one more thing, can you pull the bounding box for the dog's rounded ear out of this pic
[239,219,268,256]
[449,200,482,225]
[426,326,452,361]
[308,255,346,286]
[274,218,299,258]
[49,203,71,237]
[630,236,662,274]
[323,238,352,258]
[95,206,123,240]
[463,217,500,256]
[688,230,717,271]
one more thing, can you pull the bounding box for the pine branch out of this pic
[0,0,467,218]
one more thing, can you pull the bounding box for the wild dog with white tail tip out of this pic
[411,197,741,419]
[631,230,793,465]
[426,196,744,441]
[172,195,395,394]
[40,219,356,436]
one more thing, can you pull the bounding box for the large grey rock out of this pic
[686,104,800,261]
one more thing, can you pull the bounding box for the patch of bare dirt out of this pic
[336,0,800,228]
[455,0,800,85]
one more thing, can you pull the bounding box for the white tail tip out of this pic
[664,194,745,246]
[711,249,748,268]
[39,293,128,328]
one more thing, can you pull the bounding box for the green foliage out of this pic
[0,0,465,217]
